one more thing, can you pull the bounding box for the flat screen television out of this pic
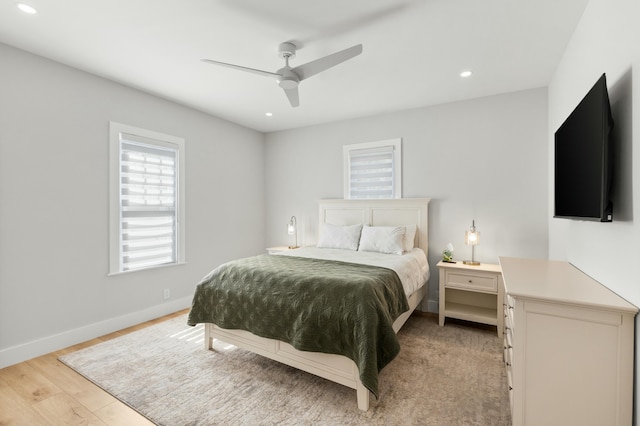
[554,73,614,222]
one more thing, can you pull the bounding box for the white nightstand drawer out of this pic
[447,272,498,292]
[266,246,292,255]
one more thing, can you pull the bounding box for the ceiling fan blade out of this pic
[283,87,300,107]
[292,44,363,81]
[201,59,280,78]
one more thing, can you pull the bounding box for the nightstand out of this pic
[437,260,503,337]
[266,246,294,254]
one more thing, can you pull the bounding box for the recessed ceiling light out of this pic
[16,3,37,14]
[265,112,273,117]
[460,70,472,78]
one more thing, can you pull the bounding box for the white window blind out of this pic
[344,139,401,199]
[119,135,177,271]
[109,122,185,274]
[348,146,395,199]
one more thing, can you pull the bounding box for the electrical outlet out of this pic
[163,288,170,300]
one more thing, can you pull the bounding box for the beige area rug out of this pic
[59,314,511,425]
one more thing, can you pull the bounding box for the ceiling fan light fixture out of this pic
[278,77,299,90]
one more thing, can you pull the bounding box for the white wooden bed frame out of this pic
[203,198,431,411]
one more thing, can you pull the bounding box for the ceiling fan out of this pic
[201,42,363,107]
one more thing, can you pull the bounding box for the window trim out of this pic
[108,122,186,275]
[343,138,402,199]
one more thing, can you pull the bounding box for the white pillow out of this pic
[404,224,417,252]
[358,226,405,255]
[316,223,363,251]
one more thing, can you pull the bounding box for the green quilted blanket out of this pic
[187,254,410,398]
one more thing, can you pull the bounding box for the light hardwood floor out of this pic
[0,309,188,425]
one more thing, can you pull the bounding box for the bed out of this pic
[187,198,430,411]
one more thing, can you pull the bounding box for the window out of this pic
[109,122,185,274]
[343,138,402,199]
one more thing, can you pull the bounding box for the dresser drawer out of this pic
[506,366,514,416]
[504,325,513,348]
[505,304,514,331]
[504,344,513,367]
[446,272,498,292]
[504,294,515,332]
[505,294,515,309]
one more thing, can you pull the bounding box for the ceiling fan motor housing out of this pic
[278,42,297,59]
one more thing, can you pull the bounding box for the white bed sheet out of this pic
[277,247,429,297]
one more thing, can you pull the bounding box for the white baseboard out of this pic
[0,296,192,369]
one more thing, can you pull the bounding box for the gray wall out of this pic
[0,43,266,367]
[264,88,549,311]
[547,0,640,413]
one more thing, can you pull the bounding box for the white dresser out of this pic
[499,257,637,426]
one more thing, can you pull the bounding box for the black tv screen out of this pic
[554,73,613,222]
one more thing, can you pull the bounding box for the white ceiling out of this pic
[0,0,589,133]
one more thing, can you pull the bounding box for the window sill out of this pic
[108,261,187,277]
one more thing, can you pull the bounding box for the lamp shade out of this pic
[463,220,480,265]
[465,229,480,245]
[464,220,480,245]
[287,216,298,248]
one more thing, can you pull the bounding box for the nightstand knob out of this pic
[468,279,473,283]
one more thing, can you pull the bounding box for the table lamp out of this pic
[287,216,299,249]
[463,220,480,265]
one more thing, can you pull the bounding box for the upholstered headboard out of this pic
[318,198,430,256]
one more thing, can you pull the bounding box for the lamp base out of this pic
[463,260,480,266]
